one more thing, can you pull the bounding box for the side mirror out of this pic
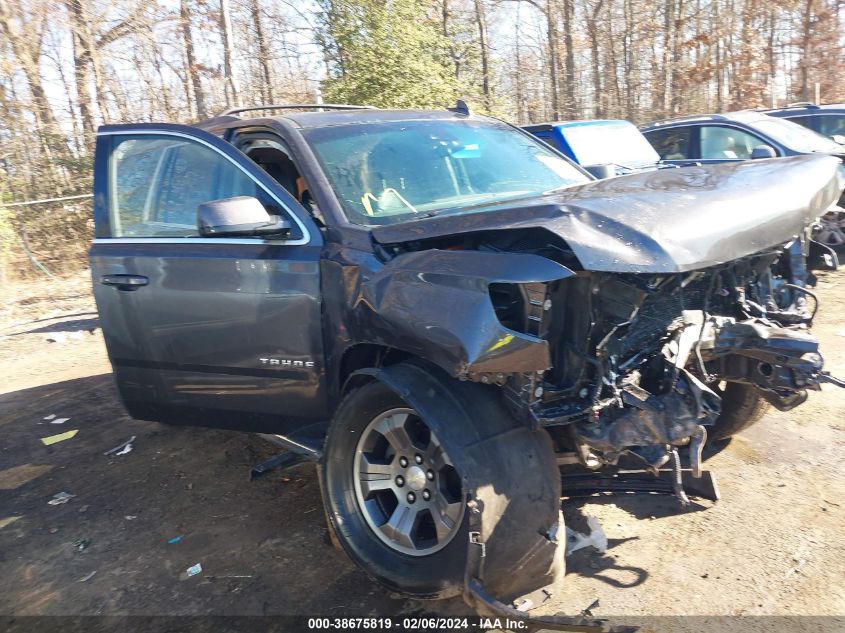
[750,145,777,160]
[583,164,617,179]
[832,134,845,145]
[197,196,291,237]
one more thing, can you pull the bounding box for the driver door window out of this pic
[109,135,275,237]
[699,126,765,160]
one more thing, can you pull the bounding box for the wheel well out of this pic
[338,344,413,396]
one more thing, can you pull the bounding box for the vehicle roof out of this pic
[524,119,635,132]
[640,110,772,130]
[195,108,489,131]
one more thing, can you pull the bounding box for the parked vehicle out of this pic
[524,119,672,178]
[762,102,845,144]
[90,103,845,612]
[642,111,845,248]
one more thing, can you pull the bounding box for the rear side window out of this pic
[699,126,764,160]
[644,127,692,160]
[817,115,845,139]
[108,135,267,237]
[784,115,812,129]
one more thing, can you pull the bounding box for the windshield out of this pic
[562,121,661,167]
[303,118,589,226]
[752,116,843,154]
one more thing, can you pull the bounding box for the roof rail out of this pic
[785,101,819,108]
[644,113,726,127]
[218,103,378,117]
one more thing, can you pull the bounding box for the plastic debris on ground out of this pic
[50,417,70,425]
[78,571,97,582]
[43,414,56,421]
[125,515,137,520]
[47,492,75,505]
[186,563,202,578]
[104,436,136,456]
[0,516,22,530]
[115,442,133,456]
[73,538,91,551]
[565,515,608,555]
[515,598,534,612]
[581,598,601,617]
[41,429,79,446]
[168,536,182,544]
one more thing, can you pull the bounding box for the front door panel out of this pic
[90,124,326,433]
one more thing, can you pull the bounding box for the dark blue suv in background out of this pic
[641,111,845,247]
[762,103,845,142]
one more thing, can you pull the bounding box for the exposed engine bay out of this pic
[376,226,843,482]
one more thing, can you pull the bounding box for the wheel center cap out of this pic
[406,465,426,491]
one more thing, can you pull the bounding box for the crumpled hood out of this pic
[372,155,844,273]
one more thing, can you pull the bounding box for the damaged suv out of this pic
[90,103,844,608]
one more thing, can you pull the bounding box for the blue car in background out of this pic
[761,103,845,143]
[523,119,674,178]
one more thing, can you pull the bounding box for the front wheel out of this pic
[814,209,845,248]
[708,382,769,441]
[321,362,564,600]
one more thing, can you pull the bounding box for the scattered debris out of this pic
[186,563,202,578]
[115,443,133,456]
[49,527,59,534]
[565,516,608,555]
[168,536,182,544]
[50,417,70,425]
[209,575,253,579]
[0,464,53,490]
[0,516,22,530]
[47,492,75,505]
[41,429,79,446]
[73,538,91,551]
[515,598,534,612]
[104,436,136,456]
[581,598,600,617]
[43,414,56,421]
[785,559,807,577]
[78,505,89,514]
[78,571,97,583]
[125,515,137,521]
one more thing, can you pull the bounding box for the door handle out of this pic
[100,274,149,290]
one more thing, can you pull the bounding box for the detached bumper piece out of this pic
[561,468,720,503]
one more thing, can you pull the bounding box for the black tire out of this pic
[321,361,564,601]
[708,382,769,441]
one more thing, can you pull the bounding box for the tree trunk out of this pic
[545,0,561,119]
[220,0,241,108]
[250,0,273,104]
[181,0,207,118]
[473,0,493,111]
[561,0,577,117]
[798,0,814,100]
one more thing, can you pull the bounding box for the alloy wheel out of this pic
[352,408,465,556]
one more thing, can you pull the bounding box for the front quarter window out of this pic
[303,119,589,226]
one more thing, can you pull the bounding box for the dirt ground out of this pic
[1,268,844,631]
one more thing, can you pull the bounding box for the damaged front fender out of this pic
[357,249,574,377]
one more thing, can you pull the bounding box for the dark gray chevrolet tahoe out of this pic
[90,103,845,609]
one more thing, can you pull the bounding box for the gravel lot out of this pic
[1,269,844,631]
